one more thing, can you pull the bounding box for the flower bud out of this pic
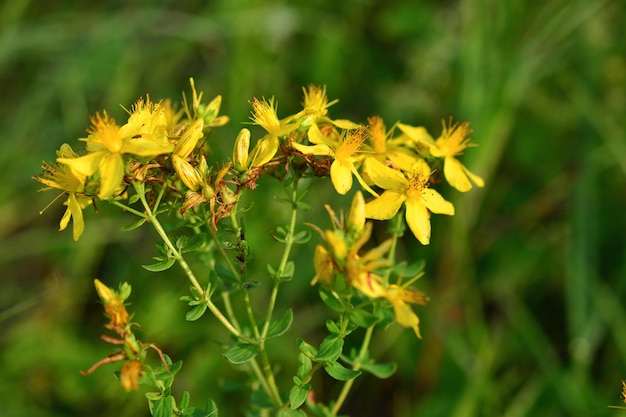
[174,119,204,158]
[232,128,251,171]
[347,191,366,234]
[172,154,203,191]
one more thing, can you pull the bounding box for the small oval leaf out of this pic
[315,336,343,362]
[185,303,208,321]
[289,385,310,409]
[324,361,361,381]
[142,257,176,272]
[223,343,259,364]
[267,308,293,338]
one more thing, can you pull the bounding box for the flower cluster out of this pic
[312,192,429,337]
[35,79,485,415]
[36,80,482,245]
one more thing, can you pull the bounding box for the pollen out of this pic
[436,120,473,157]
[335,128,366,161]
[367,116,387,154]
[250,98,281,134]
[406,172,429,199]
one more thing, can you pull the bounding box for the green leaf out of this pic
[324,361,361,381]
[349,309,379,328]
[361,361,397,379]
[151,395,175,417]
[223,343,259,364]
[128,192,141,205]
[250,386,274,409]
[296,353,312,380]
[215,262,238,285]
[318,287,344,311]
[176,235,189,250]
[183,234,208,252]
[180,391,190,410]
[277,408,307,417]
[325,320,341,335]
[142,257,176,272]
[392,259,426,278]
[297,338,318,359]
[272,226,288,243]
[186,302,208,321]
[315,336,343,362]
[279,261,295,281]
[267,308,293,338]
[292,230,311,244]
[120,217,147,231]
[289,384,310,409]
[145,391,162,401]
[295,201,312,211]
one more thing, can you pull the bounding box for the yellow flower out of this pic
[364,158,454,245]
[58,112,174,199]
[249,97,298,137]
[385,284,428,338]
[430,120,484,192]
[293,124,375,195]
[35,144,92,241]
[364,116,421,173]
[292,84,338,127]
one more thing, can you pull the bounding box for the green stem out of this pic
[261,179,299,339]
[132,181,243,339]
[332,325,375,415]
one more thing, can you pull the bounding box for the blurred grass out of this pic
[1,0,626,416]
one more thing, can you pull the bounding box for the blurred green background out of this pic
[2,0,625,416]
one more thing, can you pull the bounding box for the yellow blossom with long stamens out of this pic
[35,144,92,240]
[58,110,174,199]
[293,124,376,195]
[430,120,484,192]
[247,97,299,168]
[364,115,422,173]
[385,284,429,338]
[364,157,454,244]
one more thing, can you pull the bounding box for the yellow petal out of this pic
[98,152,125,199]
[463,164,485,188]
[397,123,435,147]
[331,119,361,130]
[421,189,455,215]
[58,150,105,178]
[307,123,338,147]
[390,298,421,338]
[443,157,483,192]
[67,193,85,241]
[363,158,407,190]
[249,135,279,167]
[364,191,405,220]
[404,197,431,245]
[351,271,386,299]
[312,245,335,286]
[121,136,175,157]
[330,160,353,195]
[291,142,333,156]
[174,119,204,157]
